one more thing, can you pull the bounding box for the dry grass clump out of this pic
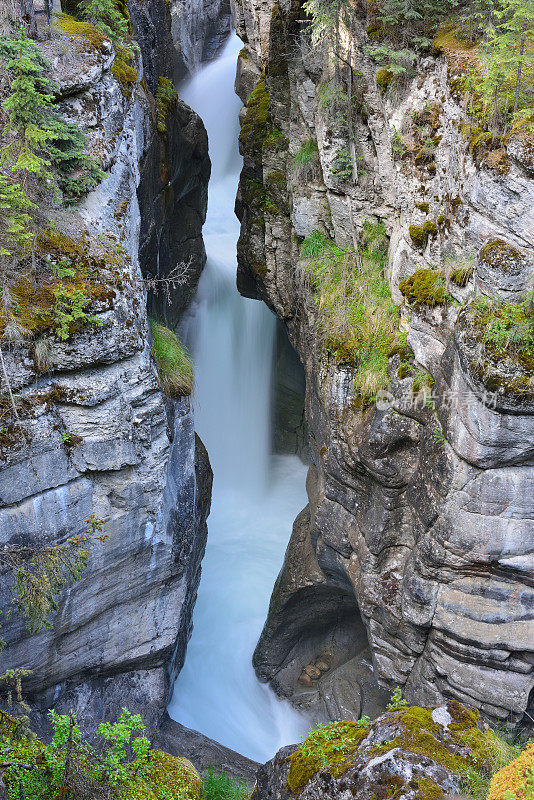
[150,319,193,398]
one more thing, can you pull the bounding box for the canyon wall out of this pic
[232,0,534,727]
[0,0,212,734]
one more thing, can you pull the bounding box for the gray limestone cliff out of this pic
[0,0,212,735]
[231,0,534,728]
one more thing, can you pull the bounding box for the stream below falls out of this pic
[167,33,310,763]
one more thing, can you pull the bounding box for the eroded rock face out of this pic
[231,0,534,726]
[170,0,232,79]
[129,0,211,327]
[252,702,493,800]
[0,12,211,735]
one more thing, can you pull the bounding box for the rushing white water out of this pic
[167,34,310,762]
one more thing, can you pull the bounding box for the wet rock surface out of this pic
[156,712,260,785]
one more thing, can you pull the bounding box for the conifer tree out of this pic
[78,0,128,42]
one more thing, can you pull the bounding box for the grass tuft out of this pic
[301,221,400,402]
[150,319,193,397]
[201,769,250,800]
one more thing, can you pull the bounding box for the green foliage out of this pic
[330,146,353,182]
[201,769,249,800]
[473,296,534,354]
[0,30,103,202]
[51,279,103,341]
[155,77,178,136]
[78,0,128,42]
[150,319,193,397]
[287,719,370,794]
[0,515,107,636]
[0,175,35,258]
[450,265,473,286]
[386,686,409,712]
[391,126,407,156]
[293,139,319,181]
[302,0,349,46]
[301,223,401,402]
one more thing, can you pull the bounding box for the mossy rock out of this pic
[415,202,430,213]
[422,221,438,236]
[112,54,138,97]
[456,299,534,401]
[408,224,429,248]
[259,702,516,800]
[155,77,178,135]
[479,240,525,274]
[287,720,370,794]
[126,750,202,800]
[55,14,109,51]
[239,78,270,157]
[487,741,534,800]
[476,239,533,302]
[399,269,448,307]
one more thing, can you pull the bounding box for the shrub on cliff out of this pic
[0,708,202,800]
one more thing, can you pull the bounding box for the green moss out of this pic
[397,363,410,378]
[111,46,137,97]
[125,750,202,800]
[437,214,445,225]
[423,221,438,235]
[155,77,178,136]
[415,202,430,213]
[287,720,370,795]
[55,13,109,50]
[409,224,429,248]
[416,778,445,800]
[459,298,534,397]
[480,239,524,273]
[376,66,393,92]
[239,78,270,156]
[399,269,448,307]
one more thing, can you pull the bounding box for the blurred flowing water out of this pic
[167,34,310,762]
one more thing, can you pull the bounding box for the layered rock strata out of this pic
[0,5,211,734]
[232,0,534,726]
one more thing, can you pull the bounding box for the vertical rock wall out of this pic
[231,0,534,727]
[0,2,212,735]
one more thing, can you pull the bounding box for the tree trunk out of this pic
[513,19,527,115]
[18,0,41,39]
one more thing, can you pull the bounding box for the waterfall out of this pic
[167,34,310,762]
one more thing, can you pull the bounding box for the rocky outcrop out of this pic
[128,0,211,327]
[170,0,232,79]
[231,0,534,727]
[252,701,503,800]
[156,712,260,785]
[0,9,211,735]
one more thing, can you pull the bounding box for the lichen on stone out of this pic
[479,239,526,274]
